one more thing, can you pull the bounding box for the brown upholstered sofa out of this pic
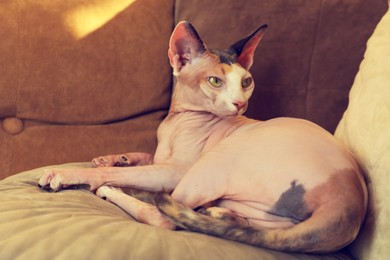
[1,0,389,259]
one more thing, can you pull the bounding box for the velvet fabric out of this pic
[0,0,174,179]
[0,0,386,179]
[0,163,353,260]
[0,0,389,258]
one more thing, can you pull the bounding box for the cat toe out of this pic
[96,185,123,199]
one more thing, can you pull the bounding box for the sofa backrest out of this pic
[0,0,174,124]
[0,0,387,179]
[0,0,175,178]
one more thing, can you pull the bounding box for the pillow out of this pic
[335,6,390,260]
[0,163,350,259]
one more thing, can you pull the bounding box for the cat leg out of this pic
[96,186,175,229]
[92,152,153,167]
[38,163,182,192]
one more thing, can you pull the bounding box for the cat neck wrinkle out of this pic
[166,109,221,125]
[165,109,256,143]
[169,104,207,114]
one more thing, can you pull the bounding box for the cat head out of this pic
[168,21,267,117]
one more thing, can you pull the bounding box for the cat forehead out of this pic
[209,49,237,65]
[211,61,249,80]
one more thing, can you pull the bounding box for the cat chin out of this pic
[213,110,244,118]
[211,104,247,117]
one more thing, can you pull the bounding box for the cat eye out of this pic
[242,77,253,88]
[207,76,223,88]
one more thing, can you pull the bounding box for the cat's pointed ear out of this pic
[228,24,268,70]
[168,21,207,74]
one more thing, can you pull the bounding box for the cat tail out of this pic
[154,193,357,254]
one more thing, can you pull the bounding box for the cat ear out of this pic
[168,21,207,74]
[228,24,268,70]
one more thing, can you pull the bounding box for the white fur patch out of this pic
[212,64,254,116]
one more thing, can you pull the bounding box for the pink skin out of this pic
[38,21,366,234]
[39,114,363,229]
[95,186,175,229]
[92,152,153,167]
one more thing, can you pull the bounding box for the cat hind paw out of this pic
[96,185,123,200]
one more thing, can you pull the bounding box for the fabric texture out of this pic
[0,0,174,178]
[0,0,387,179]
[335,6,390,260]
[0,0,389,258]
[0,163,352,260]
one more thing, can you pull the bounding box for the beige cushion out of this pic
[335,6,390,259]
[0,163,351,259]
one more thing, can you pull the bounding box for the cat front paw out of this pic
[92,154,131,167]
[92,153,154,167]
[38,168,101,192]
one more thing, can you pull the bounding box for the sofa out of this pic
[0,0,388,259]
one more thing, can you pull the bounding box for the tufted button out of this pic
[2,117,24,135]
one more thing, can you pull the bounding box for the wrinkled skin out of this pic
[39,21,367,253]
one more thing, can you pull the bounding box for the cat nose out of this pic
[233,101,245,111]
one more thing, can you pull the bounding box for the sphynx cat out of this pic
[39,21,367,253]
